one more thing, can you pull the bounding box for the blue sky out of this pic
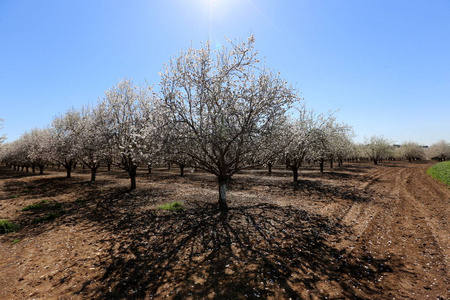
[1,0,449,145]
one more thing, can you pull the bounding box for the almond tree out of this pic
[24,128,52,174]
[333,132,355,167]
[0,142,13,168]
[400,142,425,162]
[305,117,353,173]
[284,107,333,181]
[325,121,354,169]
[0,142,11,167]
[1,140,26,170]
[161,36,298,210]
[428,140,450,161]
[50,109,81,178]
[75,106,108,181]
[364,135,393,165]
[0,119,5,145]
[13,138,31,171]
[98,79,164,189]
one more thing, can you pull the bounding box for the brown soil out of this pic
[0,161,448,299]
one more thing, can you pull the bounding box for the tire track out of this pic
[346,163,449,299]
[399,165,449,272]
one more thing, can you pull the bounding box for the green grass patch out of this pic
[0,220,19,234]
[427,161,450,186]
[11,195,19,199]
[11,239,20,245]
[157,201,185,212]
[21,200,61,211]
[21,189,29,193]
[21,203,44,211]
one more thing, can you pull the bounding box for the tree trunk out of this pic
[373,158,378,165]
[32,164,36,173]
[39,165,44,175]
[148,163,152,174]
[329,158,333,169]
[179,164,185,177]
[268,162,273,175]
[107,163,111,171]
[129,166,137,190]
[291,165,299,182]
[66,165,72,178]
[285,158,291,170]
[167,163,171,170]
[25,166,29,172]
[90,167,97,182]
[218,175,229,211]
[320,158,324,173]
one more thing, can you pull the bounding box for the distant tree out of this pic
[284,107,331,181]
[326,121,354,169]
[75,106,109,181]
[24,128,52,174]
[364,136,393,165]
[0,119,5,145]
[400,142,425,162]
[308,118,352,173]
[161,121,194,177]
[333,131,355,167]
[50,109,81,178]
[0,142,11,167]
[0,142,14,168]
[2,139,29,170]
[161,36,298,210]
[428,140,450,161]
[98,79,164,189]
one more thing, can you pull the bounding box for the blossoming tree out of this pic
[161,37,299,210]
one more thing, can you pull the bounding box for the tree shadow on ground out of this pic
[378,163,411,168]
[293,179,372,203]
[81,202,396,299]
[222,173,373,204]
[4,178,171,240]
[302,171,366,181]
[337,163,376,172]
[1,176,113,199]
[0,167,44,180]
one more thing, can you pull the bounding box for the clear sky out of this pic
[1,0,449,145]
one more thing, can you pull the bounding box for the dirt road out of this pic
[0,161,448,299]
[341,162,449,299]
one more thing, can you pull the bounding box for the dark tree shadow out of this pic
[79,202,397,299]
[1,176,114,200]
[293,179,373,203]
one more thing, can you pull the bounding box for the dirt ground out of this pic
[0,161,448,299]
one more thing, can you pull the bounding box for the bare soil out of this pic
[0,161,448,299]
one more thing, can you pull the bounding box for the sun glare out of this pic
[199,0,236,15]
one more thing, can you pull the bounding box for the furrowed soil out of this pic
[0,161,448,299]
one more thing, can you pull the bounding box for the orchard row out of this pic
[1,37,449,209]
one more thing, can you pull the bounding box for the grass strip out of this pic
[427,161,450,186]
